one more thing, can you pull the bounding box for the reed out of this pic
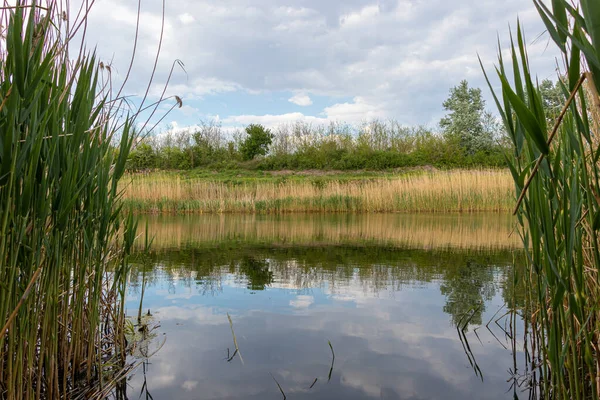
[483,1,600,397]
[120,169,514,214]
[0,1,173,398]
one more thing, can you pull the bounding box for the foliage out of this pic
[0,3,138,398]
[128,142,158,170]
[240,124,274,161]
[539,78,564,125]
[440,80,497,155]
[123,75,577,173]
[127,119,509,171]
[0,1,180,397]
[483,1,600,397]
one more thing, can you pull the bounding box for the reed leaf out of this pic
[0,1,180,398]
[483,2,600,398]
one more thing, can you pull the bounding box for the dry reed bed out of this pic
[121,169,514,213]
[136,213,520,251]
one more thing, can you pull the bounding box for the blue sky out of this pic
[82,0,560,133]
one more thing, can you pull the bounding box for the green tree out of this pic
[440,80,494,155]
[240,124,274,161]
[538,78,564,125]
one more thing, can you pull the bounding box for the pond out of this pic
[123,213,528,399]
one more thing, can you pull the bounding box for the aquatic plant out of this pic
[483,0,600,397]
[0,1,179,398]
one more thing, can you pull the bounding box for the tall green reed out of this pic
[483,1,600,398]
[0,1,180,398]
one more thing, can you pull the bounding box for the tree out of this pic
[240,124,274,161]
[539,79,564,125]
[440,80,494,155]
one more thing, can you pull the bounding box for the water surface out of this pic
[125,213,526,399]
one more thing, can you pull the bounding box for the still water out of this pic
[124,213,526,399]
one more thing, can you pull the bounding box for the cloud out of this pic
[288,93,313,106]
[182,380,199,391]
[221,96,385,128]
[222,112,326,128]
[179,13,195,24]
[324,96,385,121]
[339,5,380,27]
[81,0,559,127]
[150,77,241,100]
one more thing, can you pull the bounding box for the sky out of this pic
[80,0,562,133]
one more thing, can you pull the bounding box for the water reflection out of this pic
[123,214,525,400]
[136,213,520,251]
[239,256,274,291]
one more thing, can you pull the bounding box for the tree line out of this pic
[126,79,563,171]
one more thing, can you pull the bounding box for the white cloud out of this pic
[288,93,313,106]
[178,104,200,117]
[219,99,385,129]
[220,96,385,128]
[151,77,241,99]
[179,13,195,24]
[324,96,385,121]
[340,5,380,27]
[81,0,559,127]
[222,112,326,128]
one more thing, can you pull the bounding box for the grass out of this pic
[120,169,514,214]
[484,1,600,398]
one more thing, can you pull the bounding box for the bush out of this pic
[125,119,510,172]
[127,142,157,171]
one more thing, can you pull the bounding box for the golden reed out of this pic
[121,169,514,214]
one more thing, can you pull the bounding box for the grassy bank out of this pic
[120,169,514,214]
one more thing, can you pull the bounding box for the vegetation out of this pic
[539,78,565,125]
[120,169,514,214]
[240,124,274,161]
[484,0,600,397]
[440,80,499,155]
[124,75,571,173]
[0,2,175,398]
[125,120,508,173]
